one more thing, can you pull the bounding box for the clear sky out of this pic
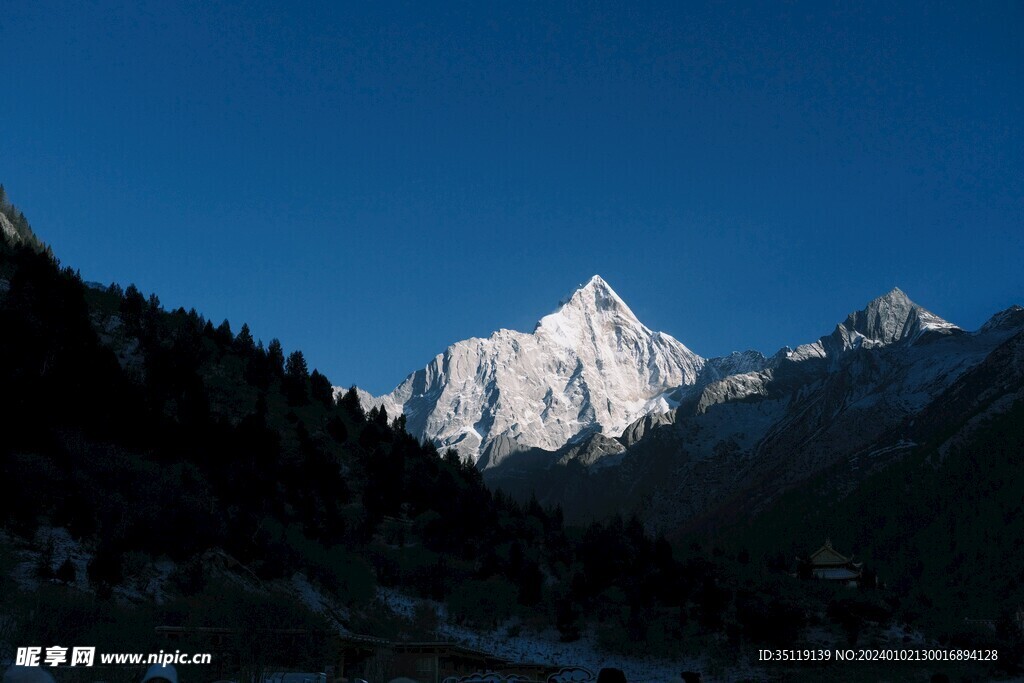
[2,1,1022,394]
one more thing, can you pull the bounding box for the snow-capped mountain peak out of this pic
[358,276,705,465]
[535,275,650,347]
[555,275,637,320]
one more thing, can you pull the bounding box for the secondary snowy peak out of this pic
[825,287,961,353]
[375,276,705,465]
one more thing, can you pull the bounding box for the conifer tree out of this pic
[267,339,285,377]
[285,350,308,379]
[121,284,145,329]
[338,386,365,422]
[284,350,309,405]
[215,319,233,347]
[236,323,255,353]
[309,369,334,407]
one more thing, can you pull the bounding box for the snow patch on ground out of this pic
[290,572,351,627]
[376,587,730,682]
[7,527,92,592]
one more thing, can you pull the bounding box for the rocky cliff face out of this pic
[824,287,962,354]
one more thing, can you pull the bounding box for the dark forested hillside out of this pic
[716,328,1024,644]
[0,226,558,608]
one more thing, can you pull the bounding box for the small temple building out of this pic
[802,539,863,586]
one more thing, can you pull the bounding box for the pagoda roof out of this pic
[809,539,854,566]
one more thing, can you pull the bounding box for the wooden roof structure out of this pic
[807,539,863,582]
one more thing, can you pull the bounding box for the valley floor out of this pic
[377,587,751,682]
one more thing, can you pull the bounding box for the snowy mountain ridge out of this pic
[342,278,964,466]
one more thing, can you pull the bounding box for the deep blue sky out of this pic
[2,1,1021,393]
